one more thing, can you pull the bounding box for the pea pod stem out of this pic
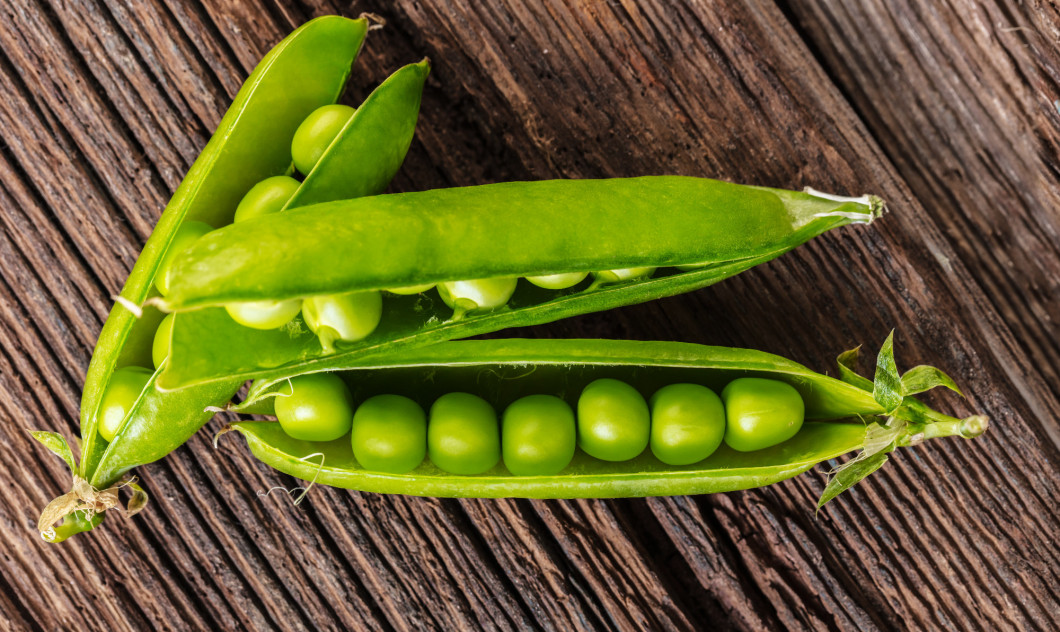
[899,415,990,446]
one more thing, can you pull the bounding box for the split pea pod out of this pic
[225,337,985,502]
[33,16,430,541]
[155,180,883,389]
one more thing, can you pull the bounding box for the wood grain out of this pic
[1,0,1057,630]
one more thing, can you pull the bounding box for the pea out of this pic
[438,278,518,314]
[98,366,153,442]
[428,392,500,475]
[301,290,382,352]
[576,378,649,461]
[593,267,656,284]
[649,383,725,465]
[152,313,174,369]
[352,394,427,474]
[225,298,302,330]
[502,395,576,476]
[274,373,353,442]
[291,103,356,175]
[525,272,588,290]
[721,378,805,452]
[388,283,436,295]
[233,175,300,223]
[154,220,213,296]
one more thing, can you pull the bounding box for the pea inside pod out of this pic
[503,395,577,476]
[577,378,650,462]
[428,393,500,475]
[292,104,356,175]
[352,395,427,474]
[234,176,301,223]
[275,373,353,442]
[650,383,725,465]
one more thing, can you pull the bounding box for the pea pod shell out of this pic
[162,178,880,308]
[158,180,881,389]
[84,24,434,488]
[80,16,370,485]
[228,339,886,497]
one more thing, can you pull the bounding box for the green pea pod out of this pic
[34,17,431,541]
[79,15,369,483]
[155,179,883,388]
[222,338,985,502]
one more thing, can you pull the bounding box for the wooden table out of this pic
[2,1,1058,630]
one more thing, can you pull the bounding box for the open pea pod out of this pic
[222,338,986,502]
[34,16,431,542]
[156,179,884,388]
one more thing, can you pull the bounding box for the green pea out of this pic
[98,366,153,442]
[593,267,656,284]
[502,395,576,476]
[388,283,436,295]
[649,383,725,465]
[301,290,382,353]
[154,221,213,296]
[352,394,427,474]
[292,103,355,175]
[275,373,353,442]
[577,378,649,461]
[233,175,300,223]
[152,313,174,369]
[428,392,500,475]
[225,298,302,330]
[438,278,518,315]
[525,272,589,290]
[721,378,805,452]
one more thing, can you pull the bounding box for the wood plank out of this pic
[0,0,1056,630]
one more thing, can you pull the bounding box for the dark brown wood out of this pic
[1,0,1057,629]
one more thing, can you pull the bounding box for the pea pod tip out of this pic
[804,187,886,222]
[959,414,990,438]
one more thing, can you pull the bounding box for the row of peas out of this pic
[273,373,806,476]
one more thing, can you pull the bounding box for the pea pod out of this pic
[224,337,985,502]
[156,180,883,388]
[33,16,431,541]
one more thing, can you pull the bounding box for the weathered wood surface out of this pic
[1,0,1058,629]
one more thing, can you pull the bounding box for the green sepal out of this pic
[818,418,903,509]
[817,450,890,509]
[872,331,904,413]
[901,365,963,397]
[861,418,905,458]
[836,346,873,391]
[126,480,149,517]
[31,431,77,473]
